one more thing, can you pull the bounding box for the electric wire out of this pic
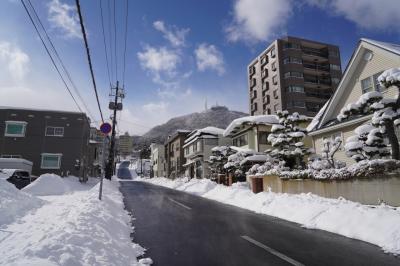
[113,0,118,82]
[99,0,112,88]
[75,0,105,123]
[20,0,84,115]
[25,0,96,123]
[122,0,129,89]
[107,0,114,84]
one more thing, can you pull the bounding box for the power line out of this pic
[75,0,105,123]
[113,0,118,82]
[99,0,112,88]
[20,0,84,115]
[25,0,96,123]
[107,0,114,84]
[122,0,129,89]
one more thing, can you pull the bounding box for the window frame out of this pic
[45,126,65,137]
[361,77,373,94]
[4,121,27,137]
[41,153,62,169]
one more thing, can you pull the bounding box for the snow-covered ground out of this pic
[138,177,400,255]
[0,174,152,266]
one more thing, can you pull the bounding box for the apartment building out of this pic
[0,107,92,177]
[150,143,166,177]
[164,130,190,178]
[248,36,342,117]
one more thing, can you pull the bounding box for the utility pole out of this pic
[105,81,124,179]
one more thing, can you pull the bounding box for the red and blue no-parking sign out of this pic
[100,122,112,135]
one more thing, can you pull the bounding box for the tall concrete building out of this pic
[248,36,342,117]
[118,132,133,157]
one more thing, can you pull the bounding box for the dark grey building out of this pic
[0,107,92,177]
[248,36,342,117]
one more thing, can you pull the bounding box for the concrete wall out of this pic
[252,174,400,206]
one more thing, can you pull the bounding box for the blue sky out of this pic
[0,0,399,135]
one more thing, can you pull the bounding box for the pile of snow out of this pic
[1,176,151,265]
[0,179,43,227]
[22,174,97,196]
[139,177,400,255]
[223,115,278,137]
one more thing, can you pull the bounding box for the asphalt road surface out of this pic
[120,181,400,266]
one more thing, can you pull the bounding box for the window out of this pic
[5,121,27,137]
[250,78,256,87]
[260,55,268,65]
[284,71,303,79]
[330,64,341,71]
[272,75,278,85]
[283,57,302,64]
[252,90,257,99]
[233,134,248,147]
[261,69,268,78]
[273,90,278,99]
[283,42,300,50]
[41,153,62,169]
[361,77,373,93]
[262,82,269,91]
[293,101,306,108]
[252,102,258,111]
[373,71,385,92]
[45,126,64,137]
[306,102,322,112]
[266,108,271,115]
[265,95,270,104]
[258,132,270,144]
[249,65,255,75]
[270,47,276,58]
[287,85,304,93]
[271,62,276,71]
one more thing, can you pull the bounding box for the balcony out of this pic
[301,47,328,61]
[303,63,330,72]
[304,76,331,87]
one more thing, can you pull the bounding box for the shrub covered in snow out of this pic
[338,68,400,160]
[267,111,312,169]
[208,146,237,179]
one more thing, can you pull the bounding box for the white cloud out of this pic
[142,101,169,112]
[307,0,400,31]
[48,0,81,39]
[195,43,225,75]
[153,20,190,47]
[0,42,30,80]
[137,46,180,74]
[225,0,292,43]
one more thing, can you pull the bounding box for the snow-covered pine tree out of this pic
[208,146,236,177]
[344,124,390,162]
[338,68,400,159]
[267,111,311,169]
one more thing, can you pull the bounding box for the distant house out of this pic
[165,130,191,178]
[150,143,166,177]
[0,107,92,178]
[308,39,400,165]
[223,115,279,152]
[183,127,231,179]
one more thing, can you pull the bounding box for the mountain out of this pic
[134,106,248,148]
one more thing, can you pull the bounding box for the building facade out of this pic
[150,143,166,177]
[165,130,190,179]
[248,36,342,117]
[309,38,400,165]
[118,132,133,158]
[0,107,92,177]
[183,127,231,179]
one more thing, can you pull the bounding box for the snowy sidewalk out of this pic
[138,177,400,255]
[0,175,151,266]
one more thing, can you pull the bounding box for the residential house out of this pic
[248,36,342,116]
[223,115,279,152]
[165,130,190,178]
[308,38,400,165]
[150,143,166,177]
[0,107,92,178]
[183,127,231,179]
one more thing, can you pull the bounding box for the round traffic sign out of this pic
[100,122,112,134]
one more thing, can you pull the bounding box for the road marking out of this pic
[241,235,304,266]
[168,197,192,210]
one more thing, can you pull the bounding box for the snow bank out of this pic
[22,174,97,196]
[0,179,43,227]
[139,177,400,255]
[1,178,151,265]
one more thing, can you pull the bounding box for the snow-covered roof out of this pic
[0,106,86,115]
[240,155,269,165]
[223,115,278,137]
[306,101,329,132]
[183,126,224,146]
[361,38,400,56]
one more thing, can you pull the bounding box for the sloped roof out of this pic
[310,38,400,133]
[223,115,278,137]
